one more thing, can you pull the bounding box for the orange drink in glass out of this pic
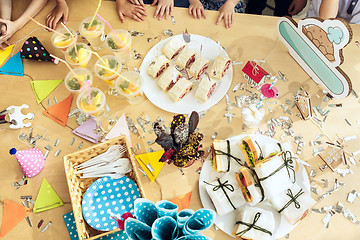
[79,16,105,51]
[64,68,93,93]
[51,27,78,51]
[65,43,92,68]
[105,29,132,66]
[94,55,122,88]
[115,71,145,104]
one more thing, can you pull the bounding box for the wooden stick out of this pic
[27,15,67,37]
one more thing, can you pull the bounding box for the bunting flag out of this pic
[0,200,31,238]
[135,151,165,182]
[20,37,54,62]
[43,93,72,126]
[72,117,101,143]
[170,191,192,211]
[30,79,63,104]
[0,44,14,66]
[0,52,23,76]
[63,212,79,240]
[103,113,132,146]
[33,178,64,213]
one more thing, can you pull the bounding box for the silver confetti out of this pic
[285,234,290,239]
[164,29,174,36]
[353,149,360,156]
[45,145,53,151]
[225,94,230,105]
[54,97,58,104]
[334,202,344,213]
[148,148,155,152]
[312,208,327,214]
[313,147,325,156]
[44,150,50,159]
[315,133,323,140]
[55,149,61,157]
[322,210,335,228]
[147,140,155,145]
[321,179,329,188]
[328,103,342,107]
[345,119,352,126]
[133,145,138,153]
[54,138,60,147]
[348,156,356,165]
[344,135,357,141]
[351,89,359,98]
[232,82,241,92]
[47,99,51,106]
[128,30,144,37]
[70,137,75,146]
[25,216,33,227]
[41,221,52,232]
[224,111,235,123]
[347,190,357,203]
[77,142,83,151]
[211,132,218,139]
[310,169,317,178]
[311,186,319,195]
[171,16,175,24]
[22,200,30,208]
[137,143,141,150]
[343,209,360,225]
[310,140,322,146]
[336,168,353,177]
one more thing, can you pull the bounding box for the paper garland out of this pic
[30,79,63,104]
[43,93,72,126]
[0,200,31,238]
[0,44,14,66]
[170,191,192,211]
[0,52,23,76]
[72,118,101,143]
[135,151,165,182]
[33,178,64,213]
[20,37,54,62]
[103,113,132,146]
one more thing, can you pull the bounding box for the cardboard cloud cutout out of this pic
[277,17,352,99]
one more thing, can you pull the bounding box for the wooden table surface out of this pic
[1,0,360,239]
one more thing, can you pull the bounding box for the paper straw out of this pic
[79,80,91,103]
[95,63,136,85]
[27,15,67,37]
[83,49,106,65]
[268,77,278,90]
[60,22,77,54]
[95,13,122,45]
[89,0,102,29]
[50,54,77,77]
[256,94,265,109]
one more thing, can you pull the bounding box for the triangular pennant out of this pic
[103,113,132,146]
[30,79,63,104]
[0,52,24,76]
[72,118,101,143]
[0,44,14,66]
[20,37,54,62]
[170,191,192,211]
[43,93,72,126]
[33,178,64,213]
[0,200,31,238]
[135,151,165,182]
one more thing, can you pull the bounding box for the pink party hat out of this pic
[10,148,45,178]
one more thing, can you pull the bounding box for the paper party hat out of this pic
[103,113,132,146]
[20,37,54,62]
[0,200,31,238]
[72,117,101,143]
[30,79,63,104]
[9,148,45,178]
[43,93,72,126]
[0,44,14,66]
[33,178,64,213]
[0,52,23,76]
[170,191,192,211]
[135,151,165,182]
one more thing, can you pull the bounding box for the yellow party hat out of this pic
[135,151,165,182]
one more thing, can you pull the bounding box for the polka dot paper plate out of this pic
[82,176,141,231]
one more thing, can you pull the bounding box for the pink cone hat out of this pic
[10,148,45,178]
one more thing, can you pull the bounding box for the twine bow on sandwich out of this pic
[213,140,243,171]
[204,179,236,210]
[235,212,272,237]
[278,188,304,213]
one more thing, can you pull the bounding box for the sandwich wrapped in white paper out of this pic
[157,66,182,92]
[235,167,264,207]
[232,206,275,240]
[211,139,244,173]
[205,171,245,216]
[189,57,209,80]
[176,47,197,69]
[162,37,186,59]
[269,183,316,225]
[208,55,231,79]
[147,55,170,78]
[167,78,193,102]
[194,76,217,102]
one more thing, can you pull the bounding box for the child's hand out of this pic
[189,0,207,19]
[129,0,145,6]
[45,1,69,30]
[0,19,18,50]
[216,0,236,28]
[152,0,173,20]
[116,0,147,22]
[288,0,307,16]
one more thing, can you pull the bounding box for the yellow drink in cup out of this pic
[64,68,93,93]
[65,43,92,68]
[51,27,78,51]
[94,55,122,87]
[77,87,108,120]
[105,29,132,66]
[115,71,145,104]
[79,16,105,51]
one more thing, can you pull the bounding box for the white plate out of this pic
[199,134,311,239]
[139,34,233,114]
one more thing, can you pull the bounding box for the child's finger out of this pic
[164,6,170,19]
[201,9,207,19]
[152,0,159,6]
[118,11,125,23]
[192,8,198,19]
[197,9,202,19]
[216,13,223,25]
[158,6,166,20]
[135,6,147,16]
[154,6,161,18]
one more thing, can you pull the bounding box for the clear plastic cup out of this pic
[105,29,132,66]
[79,16,105,51]
[51,27,78,51]
[115,71,145,104]
[77,87,108,120]
[65,43,92,68]
[64,68,93,93]
[94,55,122,88]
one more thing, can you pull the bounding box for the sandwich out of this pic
[208,56,231,79]
[176,47,197,69]
[147,55,170,78]
[157,66,182,92]
[167,78,193,102]
[194,76,217,102]
[162,37,186,60]
[211,139,244,173]
[240,137,261,168]
[189,57,209,80]
[235,167,263,206]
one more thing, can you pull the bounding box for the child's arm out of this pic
[288,0,307,16]
[319,0,339,19]
[0,0,12,20]
[152,0,174,20]
[216,0,239,28]
[116,0,147,22]
[46,0,69,29]
[189,0,207,19]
